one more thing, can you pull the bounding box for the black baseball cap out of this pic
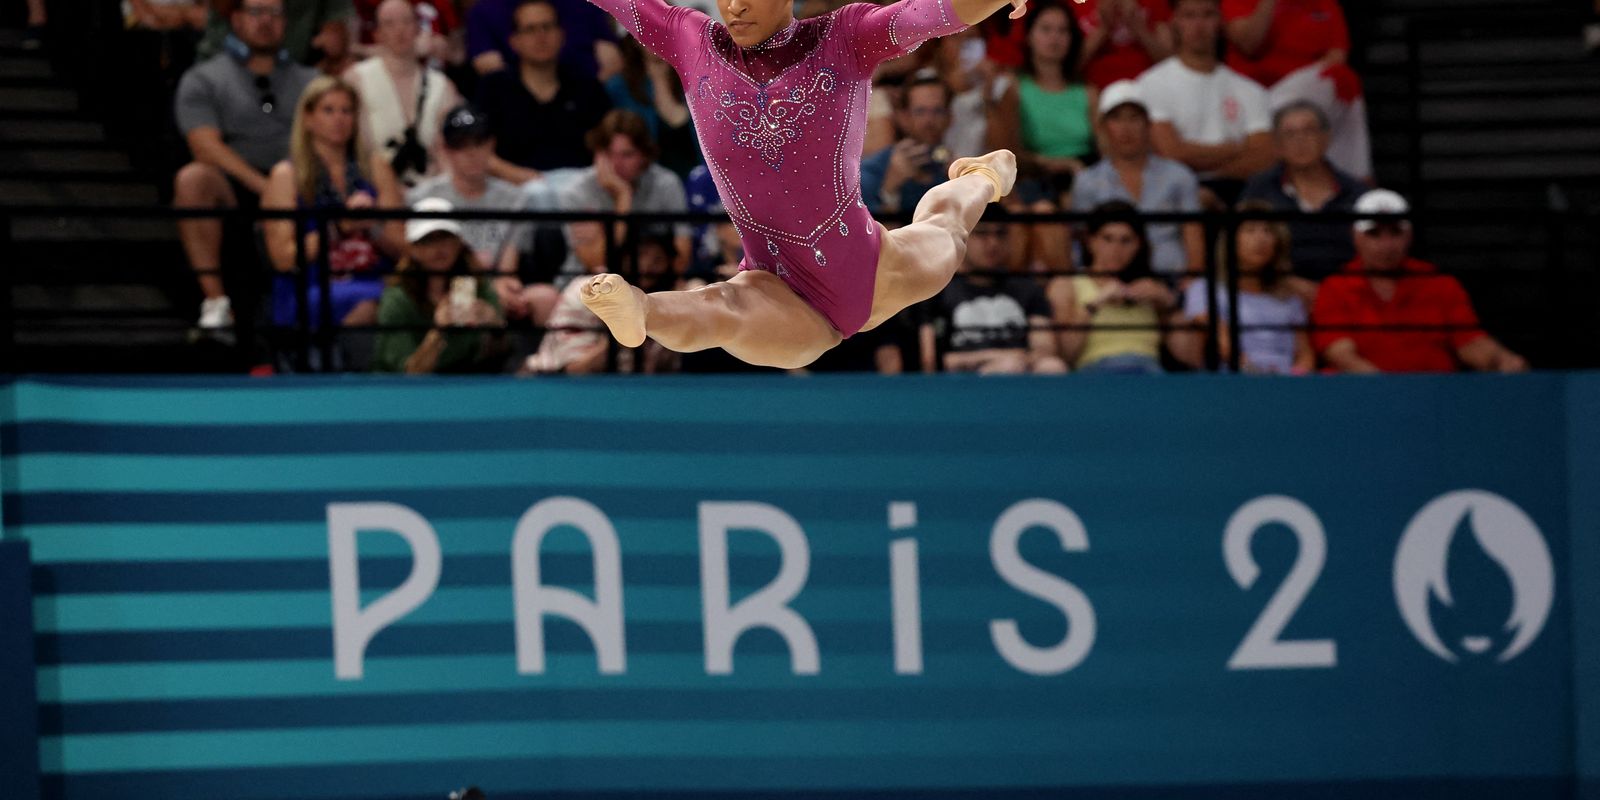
[441,105,492,148]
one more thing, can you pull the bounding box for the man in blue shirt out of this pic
[860,72,954,217]
[1071,79,1205,281]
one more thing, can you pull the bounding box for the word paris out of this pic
[327,491,1554,681]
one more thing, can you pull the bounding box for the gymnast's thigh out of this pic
[862,221,958,331]
[723,270,842,356]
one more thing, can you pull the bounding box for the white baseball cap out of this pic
[1098,80,1147,119]
[406,197,465,243]
[1353,188,1411,233]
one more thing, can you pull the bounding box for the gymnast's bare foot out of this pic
[948,150,1017,203]
[580,273,648,348]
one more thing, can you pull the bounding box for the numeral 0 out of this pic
[1223,496,1337,670]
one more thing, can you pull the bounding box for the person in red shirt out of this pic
[1070,0,1172,89]
[1312,189,1528,374]
[1221,0,1369,180]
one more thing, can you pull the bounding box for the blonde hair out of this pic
[1217,200,1295,296]
[288,75,372,203]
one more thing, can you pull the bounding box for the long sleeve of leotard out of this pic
[583,0,709,67]
[835,0,970,78]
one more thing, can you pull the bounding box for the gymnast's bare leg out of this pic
[581,150,1016,369]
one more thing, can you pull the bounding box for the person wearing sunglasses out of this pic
[173,0,317,339]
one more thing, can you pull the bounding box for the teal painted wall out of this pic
[0,375,1591,799]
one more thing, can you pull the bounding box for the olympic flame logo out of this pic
[1393,490,1554,663]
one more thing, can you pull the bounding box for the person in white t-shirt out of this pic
[1136,0,1271,203]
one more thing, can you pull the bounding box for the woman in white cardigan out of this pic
[344,0,460,186]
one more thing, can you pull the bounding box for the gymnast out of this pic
[576,0,1025,367]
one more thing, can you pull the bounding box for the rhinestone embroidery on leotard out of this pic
[710,68,838,171]
[839,221,848,236]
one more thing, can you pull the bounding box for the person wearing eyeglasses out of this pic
[860,71,955,217]
[196,0,357,67]
[173,0,318,339]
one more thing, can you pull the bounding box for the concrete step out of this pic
[11,216,177,243]
[1420,37,1590,66]
[0,148,132,172]
[1422,155,1600,182]
[1419,76,1600,98]
[0,56,52,80]
[0,179,161,206]
[1420,127,1600,157]
[0,119,109,144]
[0,86,80,113]
[11,284,176,313]
[1416,95,1600,125]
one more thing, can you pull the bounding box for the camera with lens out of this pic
[390,124,430,180]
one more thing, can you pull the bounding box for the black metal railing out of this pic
[2,205,1596,375]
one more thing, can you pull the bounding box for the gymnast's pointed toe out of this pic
[580,274,648,348]
[949,150,1018,203]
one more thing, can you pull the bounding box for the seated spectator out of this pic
[1312,190,1529,374]
[684,167,742,285]
[921,222,1067,374]
[1222,0,1370,180]
[173,0,317,335]
[261,76,406,336]
[1071,80,1203,280]
[620,235,686,374]
[23,0,45,49]
[1047,201,1181,373]
[557,110,692,283]
[1171,201,1312,373]
[344,0,461,186]
[126,0,209,32]
[1240,100,1363,284]
[197,0,355,68]
[519,220,611,375]
[862,72,955,216]
[1070,0,1173,89]
[407,104,558,324]
[466,0,618,80]
[1138,0,1272,204]
[477,0,612,186]
[352,0,461,65]
[987,2,1097,196]
[605,35,701,180]
[373,198,509,373]
[931,29,1012,160]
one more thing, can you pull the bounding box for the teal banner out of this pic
[0,375,1592,799]
[1,539,41,800]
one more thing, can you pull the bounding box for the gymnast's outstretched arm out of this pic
[836,0,1029,77]
[581,0,709,68]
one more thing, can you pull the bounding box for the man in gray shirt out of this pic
[173,0,316,334]
[556,110,691,286]
[408,105,549,323]
[1070,80,1205,281]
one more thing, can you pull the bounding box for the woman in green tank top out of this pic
[988,3,1098,186]
[987,2,1098,272]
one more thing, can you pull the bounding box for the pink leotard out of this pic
[584,0,970,336]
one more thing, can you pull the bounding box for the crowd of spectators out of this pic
[130,0,1525,375]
